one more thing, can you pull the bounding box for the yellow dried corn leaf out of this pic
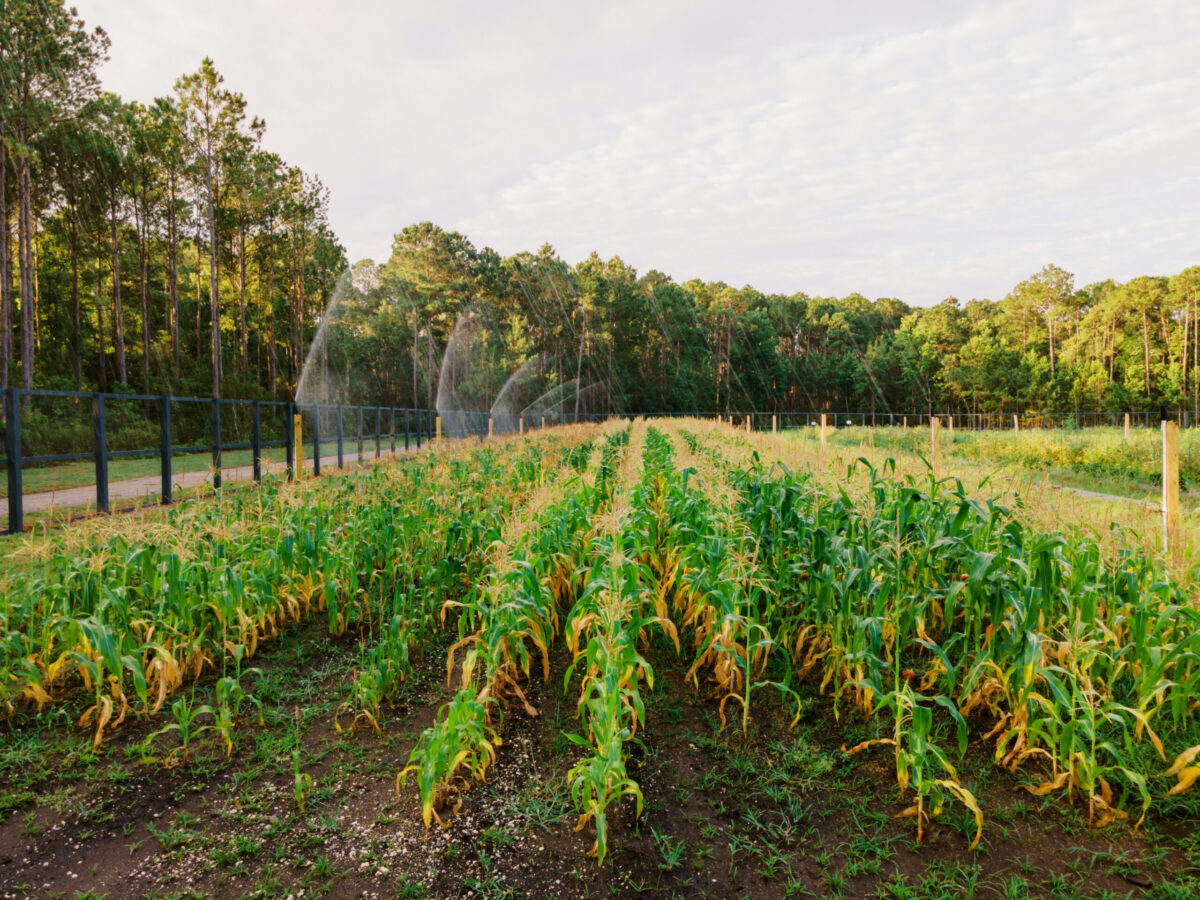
[1166,765,1200,797]
[1165,745,1200,778]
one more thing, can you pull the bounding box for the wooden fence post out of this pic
[1163,420,1181,565]
[820,413,827,450]
[436,415,443,447]
[293,412,303,479]
[488,416,493,439]
[1013,413,1019,436]
[772,414,777,434]
[1124,412,1131,441]
[931,416,940,476]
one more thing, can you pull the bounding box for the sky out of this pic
[82,0,1200,306]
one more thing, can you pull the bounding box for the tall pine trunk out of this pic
[18,150,34,391]
[137,193,151,392]
[167,179,179,375]
[0,116,9,390]
[238,222,247,371]
[265,219,277,394]
[206,162,220,398]
[70,216,81,391]
[96,237,107,392]
[194,222,202,365]
[110,187,127,384]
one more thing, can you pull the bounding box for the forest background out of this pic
[5,1,1200,435]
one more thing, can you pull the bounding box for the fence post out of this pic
[931,416,940,476]
[4,388,22,534]
[519,417,524,436]
[1163,420,1181,566]
[336,405,344,469]
[286,402,297,481]
[356,406,364,463]
[312,405,322,477]
[252,400,262,483]
[1013,413,1019,436]
[745,414,751,434]
[160,396,173,504]
[1125,413,1131,440]
[212,398,222,490]
[488,415,494,439]
[772,414,777,434]
[93,393,109,514]
[820,413,827,450]
[436,415,443,447]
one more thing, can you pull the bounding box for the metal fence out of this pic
[1,390,1189,534]
[0,388,541,534]
[653,410,1190,431]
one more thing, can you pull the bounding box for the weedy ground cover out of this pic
[1,418,1199,899]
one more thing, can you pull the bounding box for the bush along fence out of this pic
[0,391,1190,535]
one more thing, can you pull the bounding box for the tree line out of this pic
[1,0,345,403]
[6,4,1199,421]
[338,225,1200,418]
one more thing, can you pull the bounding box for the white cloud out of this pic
[82,0,1200,304]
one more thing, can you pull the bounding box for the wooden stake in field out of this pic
[293,414,304,478]
[1163,420,1181,565]
[519,417,524,436]
[820,413,828,450]
[745,415,751,434]
[488,416,493,439]
[541,415,545,430]
[948,414,954,433]
[436,415,442,447]
[1013,413,1019,436]
[772,414,777,434]
[930,416,940,476]
[1125,412,1131,441]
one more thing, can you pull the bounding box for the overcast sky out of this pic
[82,0,1199,305]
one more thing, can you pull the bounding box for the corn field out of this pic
[2,417,1199,891]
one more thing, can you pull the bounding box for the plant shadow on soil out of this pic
[2,619,1199,900]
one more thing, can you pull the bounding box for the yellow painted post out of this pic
[1163,420,1181,564]
[820,413,827,450]
[931,416,940,475]
[488,416,493,439]
[293,414,304,478]
[772,414,777,434]
[436,415,442,447]
[1124,412,1131,441]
